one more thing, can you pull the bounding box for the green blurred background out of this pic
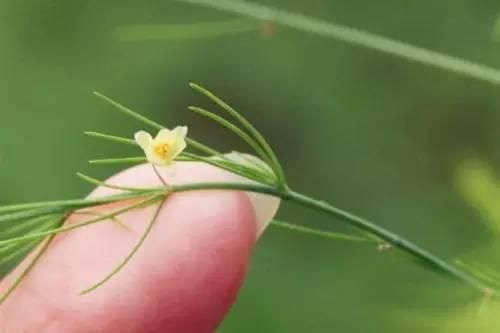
[2,0,500,331]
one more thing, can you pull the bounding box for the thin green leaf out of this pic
[81,197,166,294]
[0,216,63,305]
[181,0,500,86]
[0,195,163,247]
[189,82,287,186]
[214,157,276,181]
[94,91,221,156]
[455,260,500,288]
[182,152,275,184]
[0,214,63,240]
[0,215,63,279]
[89,157,147,165]
[188,106,273,167]
[73,210,132,232]
[0,239,43,274]
[85,131,136,146]
[76,172,150,192]
[94,92,164,129]
[271,219,373,243]
[185,138,221,156]
[0,190,162,214]
[0,242,31,258]
[0,207,68,225]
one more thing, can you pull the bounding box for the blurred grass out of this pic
[1,0,500,332]
[181,0,500,85]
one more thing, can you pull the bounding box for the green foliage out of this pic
[1,83,496,307]
[115,19,259,41]
[180,0,500,86]
[2,1,500,332]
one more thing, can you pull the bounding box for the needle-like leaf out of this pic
[271,220,374,243]
[189,82,287,186]
[180,0,500,86]
[81,197,166,294]
[85,131,136,146]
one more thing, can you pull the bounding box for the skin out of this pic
[0,162,260,332]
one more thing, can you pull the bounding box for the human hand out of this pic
[0,162,279,332]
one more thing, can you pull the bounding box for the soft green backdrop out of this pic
[2,1,500,332]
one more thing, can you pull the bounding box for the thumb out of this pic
[0,162,278,333]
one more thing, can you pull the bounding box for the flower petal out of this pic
[156,128,174,142]
[171,126,188,139]
[169,138,187,161]
[134,131,153,150]
[145,149,168,166]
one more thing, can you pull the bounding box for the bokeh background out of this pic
[2,1,500,332]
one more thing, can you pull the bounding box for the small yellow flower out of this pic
[134,127,188,166]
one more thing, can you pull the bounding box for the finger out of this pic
[0,162,274,333]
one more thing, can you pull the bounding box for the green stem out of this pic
[180,0,500,86]
[0,179,493,297]
[0,190,162,214]
[172,181,493,293]
[171,182,282,196]
[285,190,493,294]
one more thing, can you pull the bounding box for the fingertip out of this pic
[0,162,260,333]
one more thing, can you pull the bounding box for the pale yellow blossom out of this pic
[134,127,188,166]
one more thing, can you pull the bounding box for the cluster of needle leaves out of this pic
[1,83,499,307]
[0,83,378,305]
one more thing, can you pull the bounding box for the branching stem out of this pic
[170,181,495,295]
